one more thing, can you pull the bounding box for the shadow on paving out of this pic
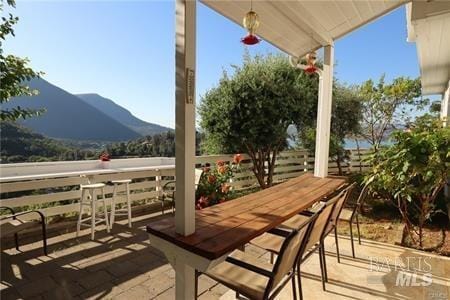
[1,213,173,299]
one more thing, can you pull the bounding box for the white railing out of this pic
[0,149,372,221]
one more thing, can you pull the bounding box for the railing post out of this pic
[155,170,162,203]
[348,149,353,173]
[303,152,308,173]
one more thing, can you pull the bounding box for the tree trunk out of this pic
[266,149,278,187]
[245,145,267,189]
[336,156,342,176]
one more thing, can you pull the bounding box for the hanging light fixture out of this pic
[304,51,318,75]
[241,0,260,45]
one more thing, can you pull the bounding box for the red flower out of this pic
[99,152,110,161]
[217,160,225,167]
[221,184,230,194]
[233,154,243,164]
[196,196,210,209]
[207,175,217,184]
[203,166,210,173]
[241,34,260,45]
[218,165,227,175]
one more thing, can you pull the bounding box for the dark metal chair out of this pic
[195,210,319,300]
[159,168,203,214]
[311,183,357,287]
[0,207,48,255]
[337,183,370,258]
[323,182,358,263]
[250,188,350,299]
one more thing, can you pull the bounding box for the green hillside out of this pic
[0,122,78,163]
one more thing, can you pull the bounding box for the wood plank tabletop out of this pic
[146,173,346,260]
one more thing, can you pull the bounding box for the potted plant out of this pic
[99,152,111,169]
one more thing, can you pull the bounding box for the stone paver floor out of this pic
[1,211,449,300]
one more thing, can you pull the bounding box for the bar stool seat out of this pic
[110,179,132,229]
[81,183,106,189]
[111,180,132,184]
[77,182,110,240]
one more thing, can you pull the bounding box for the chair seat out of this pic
[250,214,310,254]
[111,179,132,184]
[162,191,175,199]
[80,183,105,189]
[205,250,271,300]
[279,214,310,230]
[338,208,353,221]
[250,232,285,254]
[0,219,39,236]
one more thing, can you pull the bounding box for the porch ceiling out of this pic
[407,1,450,95]
[200,0,407,57]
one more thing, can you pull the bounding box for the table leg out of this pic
[175,260,196,300]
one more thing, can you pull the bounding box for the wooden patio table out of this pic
[146,173,346,271]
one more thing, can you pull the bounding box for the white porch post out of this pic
[314,44,334,178]
[441,81,449,127]
[175,0,196,299]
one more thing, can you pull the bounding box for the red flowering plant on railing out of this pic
[195,154,243,210]
[99,152,111,161]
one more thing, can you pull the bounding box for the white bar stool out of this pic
[76,183,110,240]
[110,179,132,229]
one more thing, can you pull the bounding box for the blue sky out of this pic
[4,1,421,128]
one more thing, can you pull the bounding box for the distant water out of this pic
[344,139,371,149]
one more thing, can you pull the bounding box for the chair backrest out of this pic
[194,168,204,187]
[304,196,338,251]
[267,211,318,293]
[330,183,357,227]
[351,183,370,219]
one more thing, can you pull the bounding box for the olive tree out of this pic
[299,83,362,175]
[199,54,317,188]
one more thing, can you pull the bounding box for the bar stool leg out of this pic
[90,189,96,240]
[126,182,132,228]
[110,184,117,230]
[102,188,110,233]
[77,188,85,237]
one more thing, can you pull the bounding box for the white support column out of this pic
[314,44,334,178]
[175,0,196,236]
[174,0,196,298]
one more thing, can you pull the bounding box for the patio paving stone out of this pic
[1,211,449,299]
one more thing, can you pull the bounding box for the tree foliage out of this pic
[299,83,362,174]
[0,0,44,121]
[199,54,318,188]
[358,75,425,152]
[365,115,449,249]
[107,131,176,157]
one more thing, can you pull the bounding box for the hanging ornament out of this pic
[241,2,260,45]
[304,51,318,74]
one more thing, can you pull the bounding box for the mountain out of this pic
[76,93,171,136]
[4,78,141,141]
